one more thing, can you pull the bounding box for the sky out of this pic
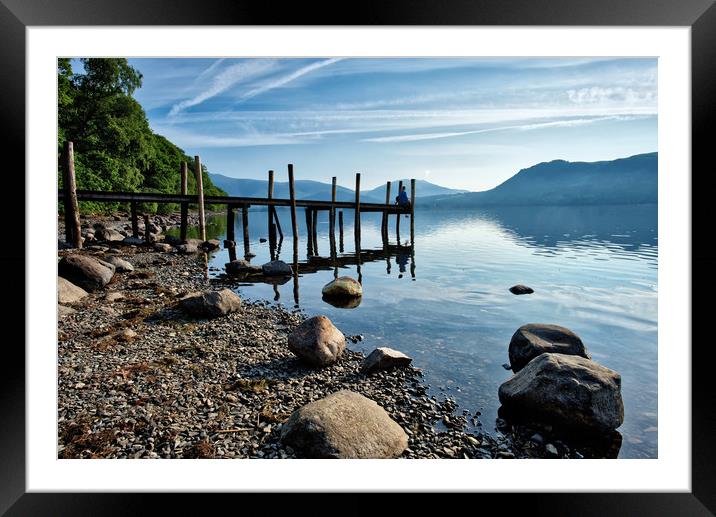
[124,57,657,192]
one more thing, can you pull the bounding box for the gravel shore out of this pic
[58,214,603,459]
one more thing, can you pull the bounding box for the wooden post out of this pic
[62,141,82,248]
[267,170,275,245]
[194,155,206,242]
[144,214,151,243]
[305,208,313,256]
[329,177,337,260]
[131,201,139,238]
[180,161,188,196]
[273,209,283,239]
[312,209,318,256]
[269,222,277,261]
[180,161,188,242]
[410,178,416,246]
[338,210,344,253]
[228,245,237,262]
[226,205,235,243]
[354,173,361,245]
[242,205,250,257]
[396,180,403,240]
[382,180,391,239]
[288,164,298,259]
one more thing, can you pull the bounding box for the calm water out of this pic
[172,204,658,458]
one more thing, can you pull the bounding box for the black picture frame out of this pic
[2,0,713,514]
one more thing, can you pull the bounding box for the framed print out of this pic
[2,0,714,514]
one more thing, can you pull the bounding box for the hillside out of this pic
[420,153,657,208]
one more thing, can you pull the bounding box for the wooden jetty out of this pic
[58,142,416,270]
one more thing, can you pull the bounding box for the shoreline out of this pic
[57,212,614,459]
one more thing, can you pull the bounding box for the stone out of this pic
[201,239,221,251]
[103,256,134,272]
[116,329,137,342]
[94,227,125,241]
[508,323,590,373]
[509,284,534,295]
[287,315,345,367]
[223,239,236,248]
[545,443,558,456]
[322,295,362,309]
[179,289,242,318]
[498,354,624,433]
[262,260,292,276]
[360,347,412,374]
[154,243,173,253]
[321,276,363,298]
[280,390,408,458]
[57,277,88,304]
[121,236,145,246]
[225,260,262,276]
[58,305,76,318]
[58,255,115,292]
[177,243,200,254]
[105,291,124,302]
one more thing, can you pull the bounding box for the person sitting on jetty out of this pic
[396,185,411,208]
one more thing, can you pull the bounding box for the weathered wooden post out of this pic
[382,180,391,240]
[396,180,403,240]
[338,210,344,253]
[242,205,250,257]
[312,209,319,255]
[131,201,139,238]
[226,205,235,243]
[329,177,337,259]
[180,161,188,242]
[305,208,313,256]
[410,178,416,246]
[194,155,206,242]
[354,173,361,246]
[62,141,82,248]
[288,164,299,261]
[144,214,151,243]
[267,170,276,246]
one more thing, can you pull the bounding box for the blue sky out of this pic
[125,57,657,192]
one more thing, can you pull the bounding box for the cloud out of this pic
[567,86,657,105]
[169,59,278,116]
[239,58,345,101]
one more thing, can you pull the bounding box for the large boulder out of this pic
[179,289,242,318]
[321,276,362,298]
[280,390,408,458]
[360,347,412,374]
[94,227,124,242]
[177,242,201,254]
[498,354,624,433]
[262,260,292,276]
[58,255,115,292]
[225,259,262,277]
[508,323,589,372]
[287,315,345,367]
[103,256,134,273]
[57,277,88,304]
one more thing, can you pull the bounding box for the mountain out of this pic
[209,174,467,203]
[420,153,657,208]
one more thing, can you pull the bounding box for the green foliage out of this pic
[58,58,226,215]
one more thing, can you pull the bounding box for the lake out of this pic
[171,203,658,459]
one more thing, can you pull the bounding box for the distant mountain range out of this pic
[210,152,657,208]
[421,152,657,208]
[208,175,468,204]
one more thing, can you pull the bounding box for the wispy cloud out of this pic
[567,86,657,105]
[238,58,345,101]
[169,59,278,116]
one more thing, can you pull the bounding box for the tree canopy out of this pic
[58,58,226,214]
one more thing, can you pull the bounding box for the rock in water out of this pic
[498,354,624,433]
[509,284,534,295]
[58,255,115,292]
[57,277,88,304]
[179,289,242,318]
[280,390,408,458]
[287,315,345,366]
[225,260,262,276]
[321,276,363,298]
[360,347,412,374]
[262,260,292,276]
[322,294,362,309]
[202,239,221,251]
[508,323,590,372]
[103,256,134,272]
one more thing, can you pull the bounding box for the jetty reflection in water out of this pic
[174,204,657,459]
